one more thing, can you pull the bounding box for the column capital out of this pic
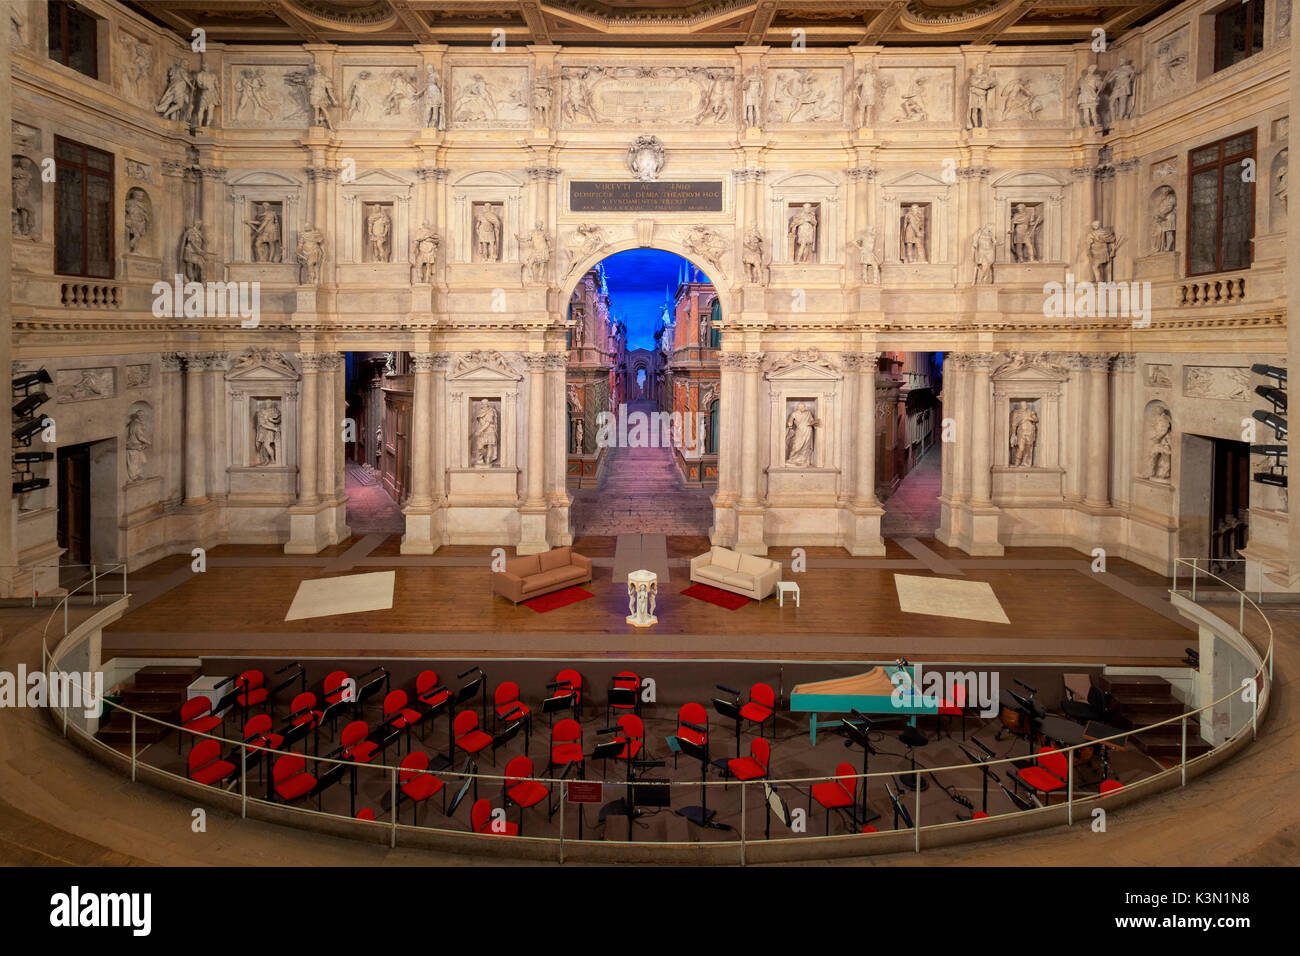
[522,353,549,372]
[411,352,438,372]
[417,166,450,182]
[846,166,878,182]
[1083,352,1116,372]
[298,352,326,372]
[968,352,998,372]
[161,352,185,372]
[544,353,569,371]
[1112,352,1136,372]
[739,352,765,371]
[317,352,344,371]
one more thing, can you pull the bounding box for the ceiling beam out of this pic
[519,1,553,43]
[1104,0,1170,36]
[744,2,775,45]
[268,0,324,43]
[860,0,905,44]
[974,0,1036,44]
[135,0,201,34]
[388,0,435,42]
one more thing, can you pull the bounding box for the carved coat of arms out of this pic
[627,135,665,182]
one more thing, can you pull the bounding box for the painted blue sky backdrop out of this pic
[600,249,713,350]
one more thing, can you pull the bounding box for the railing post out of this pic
[1171,559,1177,595]
[390,765,398,849]
[1239,593,1245,634]
[1066,752,1073,825]
[558,786,565,865]
[241,745,248,819]
[913,770,921,853]
[1190,558,1197,602]
[91,565,97,605]
[1252,688,1258,741]
[64,598,68,637]
[1180,716,1187,786]
[130,713,137,781]
[740,782,747,866]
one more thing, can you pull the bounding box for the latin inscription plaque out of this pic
[570,181,724,213]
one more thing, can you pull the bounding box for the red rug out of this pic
[680,583,752,610]
[523,586,595,613]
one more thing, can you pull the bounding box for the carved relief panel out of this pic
[988,65,1067,124]
[877,66,955,125]
[559,65,734,126]
[764,67,844,125]
[341,63,422,127]
[224,60,317,127]
[450,66,530,128]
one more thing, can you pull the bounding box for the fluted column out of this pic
[969,353,995,505]
[545,353,569,505]
[1064,353,1088,501]
[430,354,449,503]
[316,352,340,501]
[296,354,321,506]
[854,352,880,506]
[739,352,764,505]
[205,351,227,500]
[1084,353,1113,508]
[1112,353,1135,509]
[407,353,435,509]
[161,353,184,506]
[182,353,208,505]
[524,354,548,507]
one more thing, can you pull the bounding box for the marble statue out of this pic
[192,59,220,127]
[474,204,502,261]
[741,227,766,284]
[1153,188,1177,252]
[1084,220,1118,282]
[254,401,281,466]
[245,203,282,263]
[518,220,551,282]
[572,417,585,454]
[421,65,445,129]
[902,204,928,264]
[569,223,607,272]
[972,224,996,284]
[852,68,877,127]
[471,400,501,468]
[698,311,711,348]
[627,135,665,182]
[1009,401,1038,467]
[235,68,274,121]
[306,63,339,130]
[854,227,881,284]
[366,206,392,262]
[531,73,552,127]
[900,76,928,121]
[297,223,325,284]
[785,402,819,467]
[374,421,383,467]
[1009,203,1042,262]
[743,68,763,127]
[155,60,193,122]
[788,203,818,263]
[180,221,211,282]
[1077,65,1104,128]
[11,158,36,238]
[1105,57,1137,121]
[411,222,441,283]
[967,66,996,128]
[1148,406,1172,480]
[124,189,151,253]
[125,406,152,481]
[1275,156,1288,211]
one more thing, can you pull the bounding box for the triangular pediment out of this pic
[766,360,841,382]
[451,350,522,381]
[225,349,299,381]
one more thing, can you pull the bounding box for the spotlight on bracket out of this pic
[1251,363,1287,384]
[11,369,52,390]
[11,391,49,419]
[1254,471,1288,488]
[12,418,46,445]
[12,451,54,465]
[1256,385,1288,411]
[12,478,49,495]
[1253,409,1288,440]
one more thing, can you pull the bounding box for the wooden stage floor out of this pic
[103,535,1195,667]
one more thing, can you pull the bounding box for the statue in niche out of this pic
[124,188,151,254]
[531,73,552,127]
[470,399,501,468]
[1009,401,1039,467]
[474,204,502,261]
[305,63,339,130]
[573,417,584,454]
[11,158,36,239]
[972,225,996,284]
[853,227,881,284]
[1276,156,1289,212]
[155,60,193,122]
[374,421,383,467]
[1148,406,1172,480]
[421,65,445,129]
[383,70,418,116]
[967,66,996,128]
[235,68,274,121]
[1084,220,1118,282]
[125,406,152,482]
[785,402,819,467]
[851,68,877,127]
[741,227,766,284]
[743,68,763,127]
[573,313,586,347]
[1000,74,1037,120]
[365,206,392,262]
[117,36,152,103]
[410,222,441,283]
[296,222,326,284]
[899,76,928,121]
[517,221,551,282]
[627,135,665,183]
[384,351,396,376]
[1152,188,1177,252]
[1105,57,1137,121]
[788,203,818,263]
[180,221,212,282]
[192,59,220,127]
[245,203,282,263]
[902,205,928,264]
[254,401,281,466]
[1008,203,1042,262]
[1077,65,1104,128]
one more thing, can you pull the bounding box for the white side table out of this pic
[776,581,800,607]
[626,569,658,627]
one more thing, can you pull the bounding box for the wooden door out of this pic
[57,444,91,564]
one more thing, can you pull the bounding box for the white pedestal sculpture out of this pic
[626,569,658,627]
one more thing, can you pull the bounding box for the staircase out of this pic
[95,665,200,753]
[1099,673,1212,762]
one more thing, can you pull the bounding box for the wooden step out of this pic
[132,665,201,690]
[1099,674,1174,698]
[1131,730,1213,759]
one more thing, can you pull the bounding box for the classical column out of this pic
[969,353,996,505]
[296,354,321,506]
[160,161,188,277]
[407,353,435,509]
[205,351,227,500]
[182,353,208,506]
[161,353,184,506]
[524,354,548,507]
[316,352,340,502]
[1064,353,1088,501]
[1084,353,1113,508]
[854,352,880,506]
[739,352,764,506]
[545,352,569,506]
[1111,353,1136,509]
[430,353,449,503]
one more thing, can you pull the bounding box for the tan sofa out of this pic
[689,547,781,601]
[493,547,593,604]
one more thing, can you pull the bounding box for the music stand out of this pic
[543,682,574,731]
[959,740,1001,816]
[455,667,487,727]
[548,759,579,835]
[491,718,523,766]
[421,688,453,770]
[884,782,913,831]
[712,691,743,760]
[1000,783,1035,811]
[446,758,478,818]
[763,782,792,840]
[675,735,728,830]
[840,713,882,826]
[1082,720,1127,783]
[607,686,637,723]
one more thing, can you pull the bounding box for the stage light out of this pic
[1256,385,1287,411]
[12,451,53,465]
[12,418,45,444]
[12,477,49,495]
[1254,471,1288,487]
[1251,363,1287,384]
[11,391,49,418]
[1251,443,1287,456]
[11,369,52,390]
[1252,409,1287,439]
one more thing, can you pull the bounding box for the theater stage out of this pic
[103,535,1194,667]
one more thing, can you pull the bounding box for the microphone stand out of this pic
[960,740,1001,816]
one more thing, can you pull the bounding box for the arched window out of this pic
[708,299,722,349]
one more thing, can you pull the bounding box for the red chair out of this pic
[272,752,319,807]
[472,797,519,836]
[454,710,494,762]
[503,755,548,835]
[674,702,708,768]
[727,737,770,782]
[188,738,236,787]
[179,696,224,753]
[1099,779,1125,796]
[938,681,968,740]
[1015,747,1068,800]
[340,720,379,764]
[322,670,353,732]
[739,683,776,739]
[242,713,285,783]
[493,681,530,734]
[417,670,452,711]
[614,714,643,762]
[288,691,324,732]
[383,689,424,754]
[398,751,445,824]
[235,670,268,718]
[552,668,583,722]
[607,670,640,723]
[550,717,584,776]
[810,761,858,834]
[356,807,376,821]
[861,825,879,833]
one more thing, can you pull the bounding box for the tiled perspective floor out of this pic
[343,465,405,535]
[881,445,941,537]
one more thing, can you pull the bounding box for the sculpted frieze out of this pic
[343,66,422,126]
[988,67,1065,123]
[766,68,842,124]
[878,67,954,124]
[451,67,531,128]
[227,64,317,127]
[559,65,734,126]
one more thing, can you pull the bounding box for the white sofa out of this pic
[689,547,781,601]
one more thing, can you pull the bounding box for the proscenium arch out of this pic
[557,238,736,322]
